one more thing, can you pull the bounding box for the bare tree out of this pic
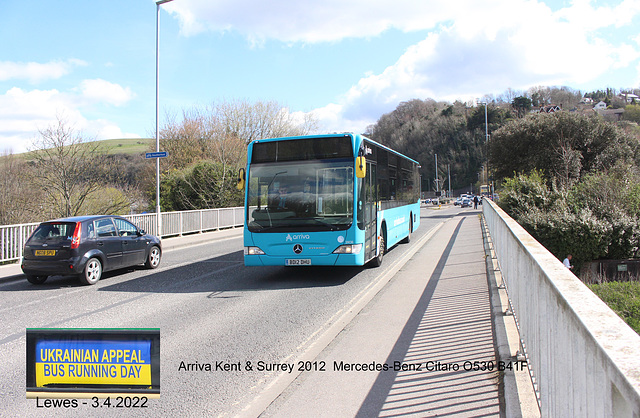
[528,86,552,107]
[215,99,317,144]
[0,151,40,224]
[156,99,318,211]
[497,88,523,105]
[549,86,582,109]
[156,109,212,171]
[29,116,124,218]
[553,140,582,190]
[159,99,318,171]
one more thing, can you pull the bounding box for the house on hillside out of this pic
[594,101,607,110]
[580,97,594,105]
[538,104,562,113]
[620,93,639,104]
[594,108,624,121]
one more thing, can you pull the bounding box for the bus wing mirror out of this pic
[237,168,246,190]
[356,156,366,178]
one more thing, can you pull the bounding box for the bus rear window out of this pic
[251,136,353,163]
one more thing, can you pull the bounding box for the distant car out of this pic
[454,198,462,206]
[21,215,162,285]
[461,198,472,208]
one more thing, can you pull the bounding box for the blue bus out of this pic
[238,133,420,267]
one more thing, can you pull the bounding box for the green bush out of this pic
[159,160,244,211]
[499,169,640,265]
[588,281,640,334]
[498,172,611,264]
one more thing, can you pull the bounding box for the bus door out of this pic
[364,162,377,261]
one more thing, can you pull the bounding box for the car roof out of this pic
[42,215,119,223]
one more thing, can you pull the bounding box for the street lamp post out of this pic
[155,0,175,236]
[434,153,440,198]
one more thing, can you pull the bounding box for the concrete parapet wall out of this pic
[483,198,640,417]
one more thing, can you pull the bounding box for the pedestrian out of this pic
[563,254,573,270]
[473,195,479,209]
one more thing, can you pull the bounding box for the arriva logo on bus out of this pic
[286,234,310,241]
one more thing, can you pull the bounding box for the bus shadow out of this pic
[97,251,361,294]
[421,214,456,220]
[255,265,362,290]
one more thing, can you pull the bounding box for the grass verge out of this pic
[588,281,640,335]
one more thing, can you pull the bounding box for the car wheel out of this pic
[80,257,102,285]
[145,246,161,269]
[26,275,48,284]
[369,235,385,267]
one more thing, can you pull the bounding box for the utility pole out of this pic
[448,164,451,198]
[434,154,441,197]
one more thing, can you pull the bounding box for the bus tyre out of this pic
[26,275,48,284]
[370,235,385,267]
[80,257,102,285]
[402,218,413,244]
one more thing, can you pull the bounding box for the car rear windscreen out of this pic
[28,222,76,243]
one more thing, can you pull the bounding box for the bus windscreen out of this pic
[247,160,354,233]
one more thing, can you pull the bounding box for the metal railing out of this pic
[483,198,640,417]
[0,207,244,264]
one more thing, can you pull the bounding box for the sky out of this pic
[1,0,640,153]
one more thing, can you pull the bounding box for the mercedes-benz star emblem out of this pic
[293,244,303,254]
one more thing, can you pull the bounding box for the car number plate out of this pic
[35,249,56,256]
[285,259,311,266]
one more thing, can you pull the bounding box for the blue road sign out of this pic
[145,151,168,159]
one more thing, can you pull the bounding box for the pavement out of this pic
[258,209,511,417]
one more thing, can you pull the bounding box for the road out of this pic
[0,204,474,417]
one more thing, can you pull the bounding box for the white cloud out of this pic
[0,81,137,154]
[167,0,499,43]
[556,0,640,30]
[0,59,87,84]
[283,0,640,133]
[84,119,140,142]
[77,79,135,106]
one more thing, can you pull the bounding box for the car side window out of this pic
[114,218,139,237]
[95,219,117,238]
[86,222,96,239]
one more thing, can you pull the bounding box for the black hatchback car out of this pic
[21,215,162,285]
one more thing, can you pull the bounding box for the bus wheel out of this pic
[402,218,413,244]
[370,235,385,267]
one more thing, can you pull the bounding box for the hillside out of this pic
[7,138,155,160]
[92,138,155,155]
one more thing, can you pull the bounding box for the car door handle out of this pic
[97,241,104,246]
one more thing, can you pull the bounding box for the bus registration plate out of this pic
[286,259,311,266]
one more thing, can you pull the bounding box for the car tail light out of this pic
[71,223,81,249]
